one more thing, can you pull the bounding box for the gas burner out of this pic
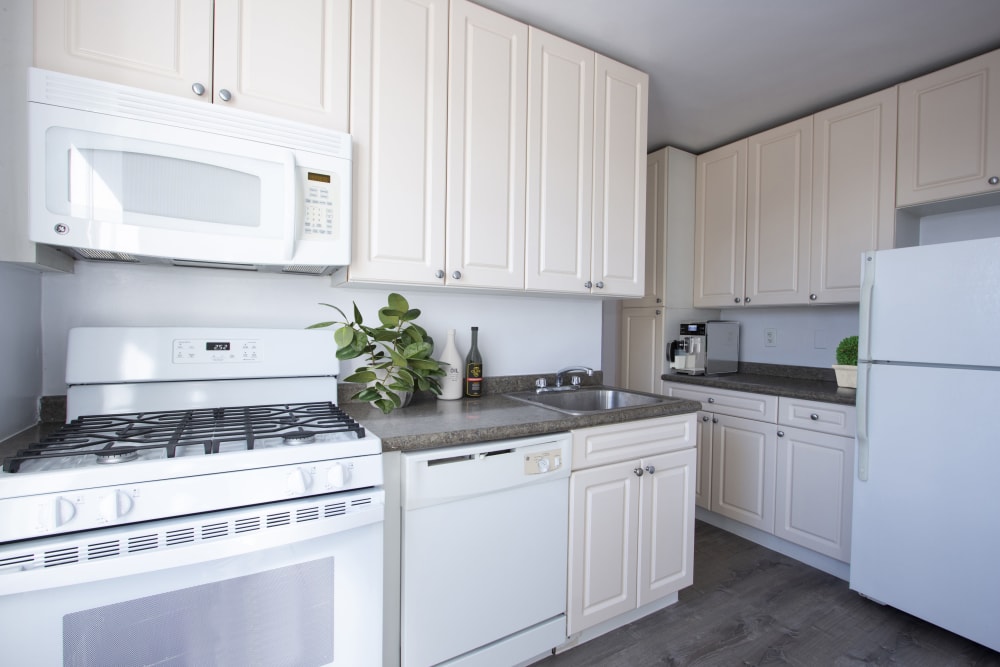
[95,447,139,464]
[282,429,317,445]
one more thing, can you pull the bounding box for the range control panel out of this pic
[524,449,563,475]
[173,338,260,363]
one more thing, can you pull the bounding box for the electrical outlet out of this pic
[765,328,777,347]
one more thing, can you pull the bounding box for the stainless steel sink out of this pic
[504,386,674,416]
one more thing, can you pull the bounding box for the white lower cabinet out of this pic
[664,383,855,564]
[566,415,696,636]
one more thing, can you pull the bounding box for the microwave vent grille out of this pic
[282,265,327,275]
[74,248,139,263]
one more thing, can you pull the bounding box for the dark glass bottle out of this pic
[464,326,483,397]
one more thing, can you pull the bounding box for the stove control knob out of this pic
[286,468,313,495]
[98,490,134,522]
[54,496,77,527]
[326,462,351,489]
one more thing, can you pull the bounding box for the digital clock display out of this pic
[207,342,231,351]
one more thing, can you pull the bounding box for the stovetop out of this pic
[4,402,368,474]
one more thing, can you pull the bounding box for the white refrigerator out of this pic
[851,237,1000,652]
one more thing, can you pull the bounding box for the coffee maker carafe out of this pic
[667,321,739,375]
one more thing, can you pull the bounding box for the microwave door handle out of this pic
[282,152,297,261]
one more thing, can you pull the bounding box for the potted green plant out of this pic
[833,335,859,388]
[308,293,445,413]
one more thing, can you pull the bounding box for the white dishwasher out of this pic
[401,433,572,667]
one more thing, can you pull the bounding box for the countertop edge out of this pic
[660,372,856,406]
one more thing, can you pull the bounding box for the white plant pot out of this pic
[832,364,857,389]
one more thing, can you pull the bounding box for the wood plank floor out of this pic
[537,522,1000,666]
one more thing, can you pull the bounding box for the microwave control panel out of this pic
[302,170,339,240]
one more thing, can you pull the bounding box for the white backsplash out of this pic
[718,304,860,368]
[39,262,604,395]
[0,264,43,438]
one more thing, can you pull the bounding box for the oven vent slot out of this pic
[267,511,291,528]
[324,501,347,517]
[201,522,230,540]
[352,497,373,507]
[87,540,121,560]
[166,528,195,545]
[0,553,35,569]
[296,507,320,522]
[128,534,159,553]
[44,546,79,567]
[235,517,261,533]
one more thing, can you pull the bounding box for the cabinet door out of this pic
[34,0,214,99]
[445,0,527,289]
[745,117,812,306]
[810,88,897,303]
[694,411,713,509]
[350,0,448,284]
[624,150,666,307]
[637,447,697,606]
[525,28,594,294]
[694,139,747,307]
[897,49,1000,206]
[592,54,648,297]
[567,460,640,635]
[619,307,663,394]
[710,414,776,532]
[213,0,351,129]
[774,427,853,561]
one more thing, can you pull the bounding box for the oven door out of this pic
[0,489,383,667]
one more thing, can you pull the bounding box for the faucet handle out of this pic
[535,377,548,390]
[570,375,582,386]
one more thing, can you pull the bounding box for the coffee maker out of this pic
[667,321,739,375]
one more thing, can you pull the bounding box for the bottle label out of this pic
[465,363,483,397]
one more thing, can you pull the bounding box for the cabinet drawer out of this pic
[778,397,856,437]
[662,383,777,423]
[572,415,695,470]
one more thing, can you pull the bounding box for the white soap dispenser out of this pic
[438,329,464,400]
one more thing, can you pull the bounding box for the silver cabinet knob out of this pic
[809,293,818,301]
[655,310,662,315]
[989,176,999,185]
[218,88,232,102]
[712,417,718,424]
[434,270,444,279]
[644,465,655,475]
[810,413,819,420]
[584,281,593,289]
[633,467,644,477]
[452,270,462,280]
[191,82,206,96]
[595,281,604,289]
[707,397,715,403]
[734,297,741,303]
[656,298,662,303]
[701,415,709,422]
[777,430,785,437]
[744,297,751,304]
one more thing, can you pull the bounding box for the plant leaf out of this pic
[373,398,395,414]
[306,321,336,329]
[402,341,432,359]
[389,347,408,367]
[353,302,364,325]
[378,307,400,327]
[333,326,355,348]
[353,387,380,402]
[387,293,409,312]
[344,370,377,384]
[400,308,420,322]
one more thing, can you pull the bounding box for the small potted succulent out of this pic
[308,293,445,413]
[833,335,859,388]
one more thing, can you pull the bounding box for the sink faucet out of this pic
[555,365,593,387]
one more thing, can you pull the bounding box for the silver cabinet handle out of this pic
[989,176,999,185]
[452,270,462,280]
[191,82,206,96]
[777,430,784,437]
[734,297,741,303]
[810,413,819,420]
[707,397,715,403]
[434,270,444,279]
[633,467,644,477]
[595,281,604,289]
[644,465,655,475]
[810,293,817,301]
[584,281,593,289]
[218,88,232,102]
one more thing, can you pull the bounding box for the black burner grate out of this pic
[3,402,365,473]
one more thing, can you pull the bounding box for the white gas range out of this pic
[0,327,384,666]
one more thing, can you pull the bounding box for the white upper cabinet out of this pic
[810,87,897,303]
[446,0,528,289]
[349,0,449,285]
[694,139,747,308]
[897,48,1000,207]
[745,117,812,307]
[35,0,351,129]
[592,55,648,297]
[525,29,594,294]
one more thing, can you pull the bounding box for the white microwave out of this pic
[27,68,352,275]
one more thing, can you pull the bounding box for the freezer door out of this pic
[859,237,1000,367]
[850,363,1000,651]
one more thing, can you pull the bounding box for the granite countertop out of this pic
[661,362,856,406]
[341,392,702,452]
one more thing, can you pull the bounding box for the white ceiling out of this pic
[474,0,1000,154]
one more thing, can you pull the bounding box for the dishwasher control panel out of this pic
[524,450,563,475]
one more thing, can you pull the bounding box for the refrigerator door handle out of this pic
[858,252,876,363]
[857,361,871,481]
